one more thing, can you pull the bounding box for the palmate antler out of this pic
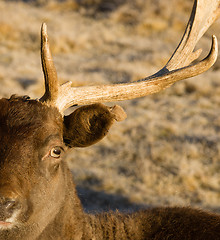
[40,0,220,113]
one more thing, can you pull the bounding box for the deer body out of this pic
[0,0,220,239]
[38,205,220,240]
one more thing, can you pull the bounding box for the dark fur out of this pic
[0,97,219,240]
[64,104,116,147]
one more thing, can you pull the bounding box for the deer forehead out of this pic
[0,96,62,130]
[0,97,63,161]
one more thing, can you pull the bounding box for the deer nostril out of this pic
[4,200,16,211]
[0,194,22,220]
[0,199,20,218]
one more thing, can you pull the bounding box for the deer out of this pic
[0,0,219,239]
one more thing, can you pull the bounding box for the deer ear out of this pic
[63,103,126,148]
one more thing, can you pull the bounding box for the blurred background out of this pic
[0,0,220,213]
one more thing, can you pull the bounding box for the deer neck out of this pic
[81,211,144,240]
[38,165,86,240]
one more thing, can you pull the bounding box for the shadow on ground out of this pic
[77,186,148,213]
[77,186,220,214]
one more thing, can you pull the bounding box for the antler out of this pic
[40,23,59,105]
[40,0,220,112]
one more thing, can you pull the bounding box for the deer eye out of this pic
[50,147,62,158]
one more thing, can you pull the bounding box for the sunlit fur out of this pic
[0,96,219,240]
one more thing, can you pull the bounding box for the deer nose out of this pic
[0,197,20,220]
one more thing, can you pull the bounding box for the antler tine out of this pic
[40,23,59,105]
[165,0,220,71]
[39,0,219,113]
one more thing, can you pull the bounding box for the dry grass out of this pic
[0,0,220,213]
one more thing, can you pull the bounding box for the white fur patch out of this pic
[0,209,21,230]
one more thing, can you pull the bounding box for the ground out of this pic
[0,0,220,213]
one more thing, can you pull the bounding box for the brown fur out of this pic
[64,103,118,147]
[0,96,219,240]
